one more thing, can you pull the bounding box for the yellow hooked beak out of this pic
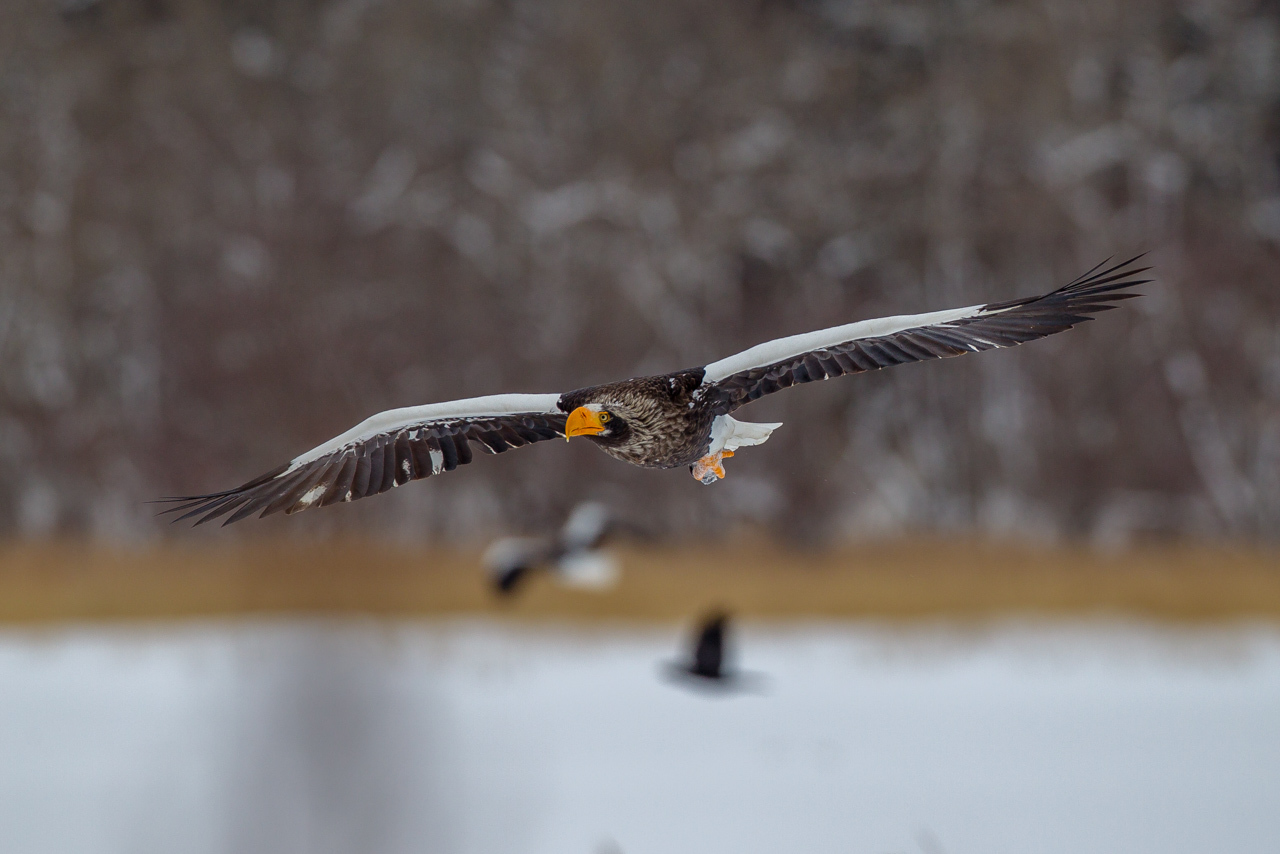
[565,406,609,440]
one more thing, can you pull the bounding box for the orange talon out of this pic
[691,450,733,484]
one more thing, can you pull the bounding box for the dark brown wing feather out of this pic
[706,256,1148,415]
[155,412,567,526]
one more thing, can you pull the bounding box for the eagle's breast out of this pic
[560,370,714,469]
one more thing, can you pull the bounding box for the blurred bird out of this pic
[482,502,622,596]
[160,258,1147,524]
[662,611,766,692]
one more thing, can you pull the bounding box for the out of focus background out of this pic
[3,0,1279,542]
[2,1,1279,852]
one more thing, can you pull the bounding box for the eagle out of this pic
[160,256,1146,526]
[482,501,627,595]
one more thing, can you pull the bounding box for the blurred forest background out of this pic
[2,0,1279,545]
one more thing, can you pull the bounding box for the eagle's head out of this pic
[564,402,632,445]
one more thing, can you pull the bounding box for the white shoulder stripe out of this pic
[701,304,983,383]
[289,392,563,469]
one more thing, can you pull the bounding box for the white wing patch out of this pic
[556,550,620,590]
[288,392,562,470]
[701,304,982,383]
[296,484,328,509]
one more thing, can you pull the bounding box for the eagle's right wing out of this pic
[157,393,567,526]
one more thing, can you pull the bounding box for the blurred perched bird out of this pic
[160,258,1147,524]
[482,501,622,596]
[680,611,732,680]
[662,611,765,692]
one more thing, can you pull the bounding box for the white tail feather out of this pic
[708,415,783,456]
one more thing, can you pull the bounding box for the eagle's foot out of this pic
[691,450,734,484]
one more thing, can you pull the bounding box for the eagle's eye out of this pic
[599,412,611,423]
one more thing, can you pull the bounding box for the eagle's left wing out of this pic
[157,393,566,526]
[700,256,1148,415]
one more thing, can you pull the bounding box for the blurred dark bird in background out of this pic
[158,257,1146,525]
[482,501,626,596]
[663,611,766,693]
[683,611,731,680]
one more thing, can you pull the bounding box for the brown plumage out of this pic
[558,370,713,468]
[157,257,1148,525]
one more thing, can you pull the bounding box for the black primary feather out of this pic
[706,255,1148,414]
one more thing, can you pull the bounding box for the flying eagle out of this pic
[483,501,627,595]
[161,256,1146,526]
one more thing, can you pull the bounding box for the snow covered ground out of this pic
[0,619,1277,854]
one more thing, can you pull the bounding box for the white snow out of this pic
[0,619,1277,854]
